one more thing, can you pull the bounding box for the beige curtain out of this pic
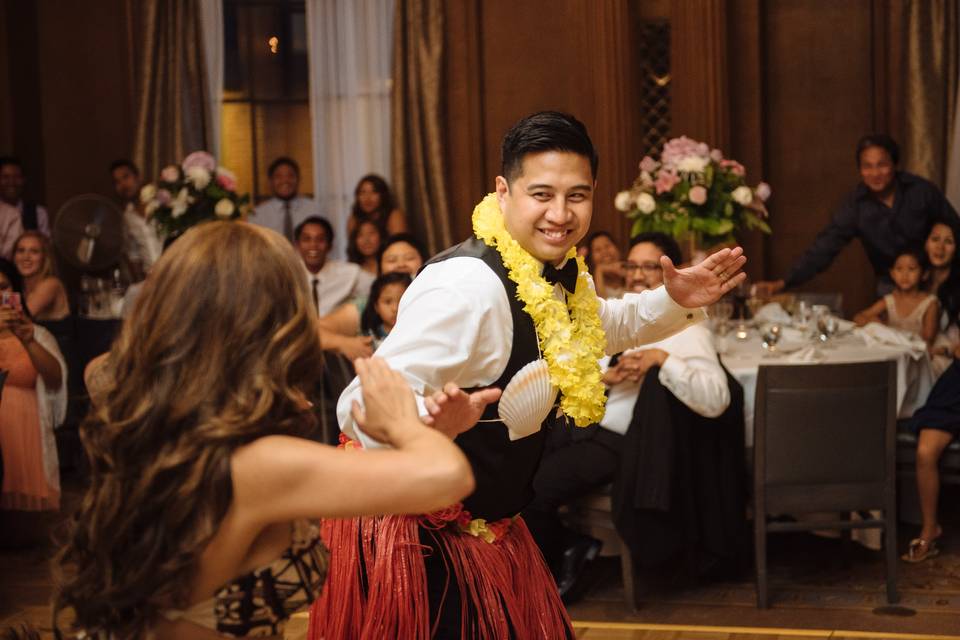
[391,0,452,255]
[901,0,958,185]
[129,0,211,182]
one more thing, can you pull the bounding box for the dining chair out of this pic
[753,360,898,608]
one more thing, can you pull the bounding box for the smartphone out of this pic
[1,291,22,310]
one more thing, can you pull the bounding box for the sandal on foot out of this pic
[902,537,940,563]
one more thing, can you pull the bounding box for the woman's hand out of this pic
[422,383,502,439]
[349,357,422,446]
[0,306,33,344]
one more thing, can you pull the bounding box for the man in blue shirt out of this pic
[758,134,958,296]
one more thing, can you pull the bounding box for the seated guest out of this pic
[347,219,382,276]
[50,222,481,638]
[110,159,163,280]
[13,232,69,321]
[360,272,411,350]
[757,134,958,297]
[0,258,65,525]
[251,157,323,242]
[296,216,374,317]
[523,232,731,599]
[0,201,24,259]
[582,230,625,298]
[348,174,407,236]
[0,156,50,236]
[853,248,938,345]
[924,221,960,375]
[318,233,427,357]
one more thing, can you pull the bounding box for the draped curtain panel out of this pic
[130,0,212,181]
[199,0,224,160]
[391,0,452,255]
[306,0,393,259]
[901,0,958,186]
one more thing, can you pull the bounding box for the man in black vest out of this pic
[0,156,50,237]
[310,112,747,639]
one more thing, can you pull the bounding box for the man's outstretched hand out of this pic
[422,383,502,440]
[662,246,747,308]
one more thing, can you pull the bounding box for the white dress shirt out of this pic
[337,255,707,447]
[307,259,373,317]
[599,322,730,435]
[123,203,163,273]
[12,200,50,237]
[251,196,323,238]
[0,202,24,259]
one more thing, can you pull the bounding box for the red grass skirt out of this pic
[308,504,573,639]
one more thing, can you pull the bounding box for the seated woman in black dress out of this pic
[904,265,960,562]
[51,222,488,638]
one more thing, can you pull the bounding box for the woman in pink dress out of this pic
[0,257,65,516]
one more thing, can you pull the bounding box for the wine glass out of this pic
[712,299,733,335]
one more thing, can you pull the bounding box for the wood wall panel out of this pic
[760,0,878,315]
[0,0,12,153]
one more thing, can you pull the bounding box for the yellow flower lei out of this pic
[472,193,607,426]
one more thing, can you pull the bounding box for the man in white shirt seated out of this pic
[523,231,732,601]
[110,159,163,281]
[0,156,49,237]
[296,216,374,317]
[251,157,323,242]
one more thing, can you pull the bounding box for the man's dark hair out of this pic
[856,134,899,166]
[0,156,23,172]
[268,156,300,178]
[629,231,682,265]
[294,215,334,244]
[109,159,139,176]
[500,111,599,184]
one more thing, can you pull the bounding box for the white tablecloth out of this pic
[718,329,936,446]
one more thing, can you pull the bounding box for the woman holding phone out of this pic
[0,257,66,546]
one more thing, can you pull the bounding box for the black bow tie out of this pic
[542,260,579,292]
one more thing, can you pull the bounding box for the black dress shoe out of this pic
[557,534,602,602]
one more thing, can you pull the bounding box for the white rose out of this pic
[215,198,235,218]
[614,190,633,212]
[144,200,160,218]
[171,188,190,218]
[677,156,708,173]
[732,186,753,206]
[139,184,157,204]
[186,166,211,190]
[636,192,656,214]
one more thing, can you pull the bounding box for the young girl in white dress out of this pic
[854,249,939,344]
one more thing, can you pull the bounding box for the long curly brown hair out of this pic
[52,222,324,638]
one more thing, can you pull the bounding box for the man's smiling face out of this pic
[496,151,594,265]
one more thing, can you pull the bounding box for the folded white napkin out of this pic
[753,302,792,325]
[854,322,927,359]
[785,344,826,362]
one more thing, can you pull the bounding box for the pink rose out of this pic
[639,155,658,174]
[720,159,745,176]
[710,148,724,162]
[182,150,216,172]
[756,181,772,202]
[654,171,680,194]
[215,167,237,191]
[688,185,708,205]
[160,165,180,183]
[156,188,172,205]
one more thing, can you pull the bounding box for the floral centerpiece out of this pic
[615,136,771,247]
[139,151,250,237]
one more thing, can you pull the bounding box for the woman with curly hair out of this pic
[52,222,492,639]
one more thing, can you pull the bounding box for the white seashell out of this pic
[498,359,558,441]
